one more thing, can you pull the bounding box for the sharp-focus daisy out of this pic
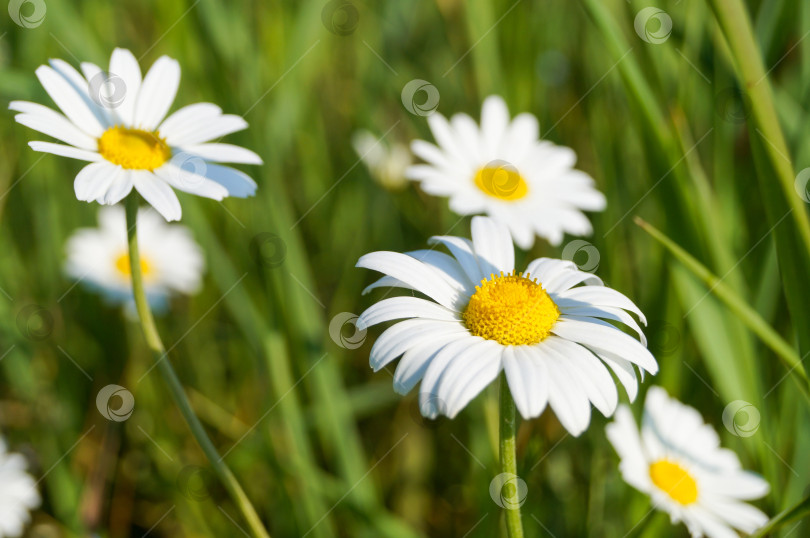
[406,95,606,249]
[10,48,261,221]
[606,387,769,538]
[65,206,204,310]
[356,216,657,435]
[0,436,40,538]
[352,129,411,190]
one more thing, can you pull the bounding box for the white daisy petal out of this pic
[393,334,468,395]
[152,163,230,200]
[557,287,647,324]
[504,346,549,419]
[436,340,502,418]
[163,113,248,146]
[29,141,103,162]
[544,336,618,416]
[544,348,592,436]
[108,47,143,126]
[131,171,182,221]
[35,65,105,136]
[178,143,263,164]
[369,319,467,372]
[10,101,98,150]
[134,56,180,130]
[428,236,484,285]
[480,95,510,153]
[406,249,474,292]
[357,296,460,330]
[471,216,514,275]
[202,164,258,198]
[74,161,120,202]
[605,405,651,491]
[551,318,657,373]
[357,251,464,309]
[419,337,483,418]
[102,168,134,205]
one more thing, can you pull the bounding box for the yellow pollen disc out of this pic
[463,271,559,346]
[649,460,698,505]
[473,164,529,201]
[115,253,153,278]
[98,126,171,170]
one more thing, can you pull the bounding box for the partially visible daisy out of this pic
[0,436,40,538]
[65,206,204,311]
[352,129,411,190]
[356,216,657,435]
[10,48,261,221]
[407,96,606,249]
[606,387,769,538]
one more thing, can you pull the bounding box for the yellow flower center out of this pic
[473,163,529,201]
[463,272,559,346]
[115,253,153,279]
[649,460,698,505]
[98,126,171,170]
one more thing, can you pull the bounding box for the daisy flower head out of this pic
[406,96,606,249]
[356,216,657,436]
[10,48,262,221]
[0,436,40,538]
[606,387,770,537]
[65,206,204,311]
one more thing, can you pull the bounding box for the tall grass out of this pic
[0,0,808,536]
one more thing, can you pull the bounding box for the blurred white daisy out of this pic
[0,436,40,538]
[352,129,411,190]
[606,387,769,538]
[356,216,657,435]
[407,96,606,249]
[65,206,204,311]
[10,48,261,221]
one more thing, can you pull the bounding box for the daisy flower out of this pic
[406,95,606,249]
[0,436,40,538]
[606,386,769,538]
[65,206,204,310]
[356,216,657,435]
[10,48,261,221]
[352,129,411,190]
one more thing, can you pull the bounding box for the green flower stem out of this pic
[125,196,270,538]
[635,217,810,397]
[499,373,524,538]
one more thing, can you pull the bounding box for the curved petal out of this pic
[108,48,143,126]
[163,113,248,146]
[10,101,98,150]
[178,143,263,164]
[471,216,514,275]
[35,65,105,136]
[428,235,484,285]
[392,334,469,394]
[551,318,657,373]
[134,56,180,130]
[357,297,460,330]
[419,337,482,418]
[29,141,102,162]
[369,319,467,371]
[504,345,549,419]
[131,170,182,221]
[202,164,257,198]
[153,162,230,200]
[74,161,119,202]
[436,340,503,418]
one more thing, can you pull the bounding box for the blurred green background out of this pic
[1,0,809,536]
